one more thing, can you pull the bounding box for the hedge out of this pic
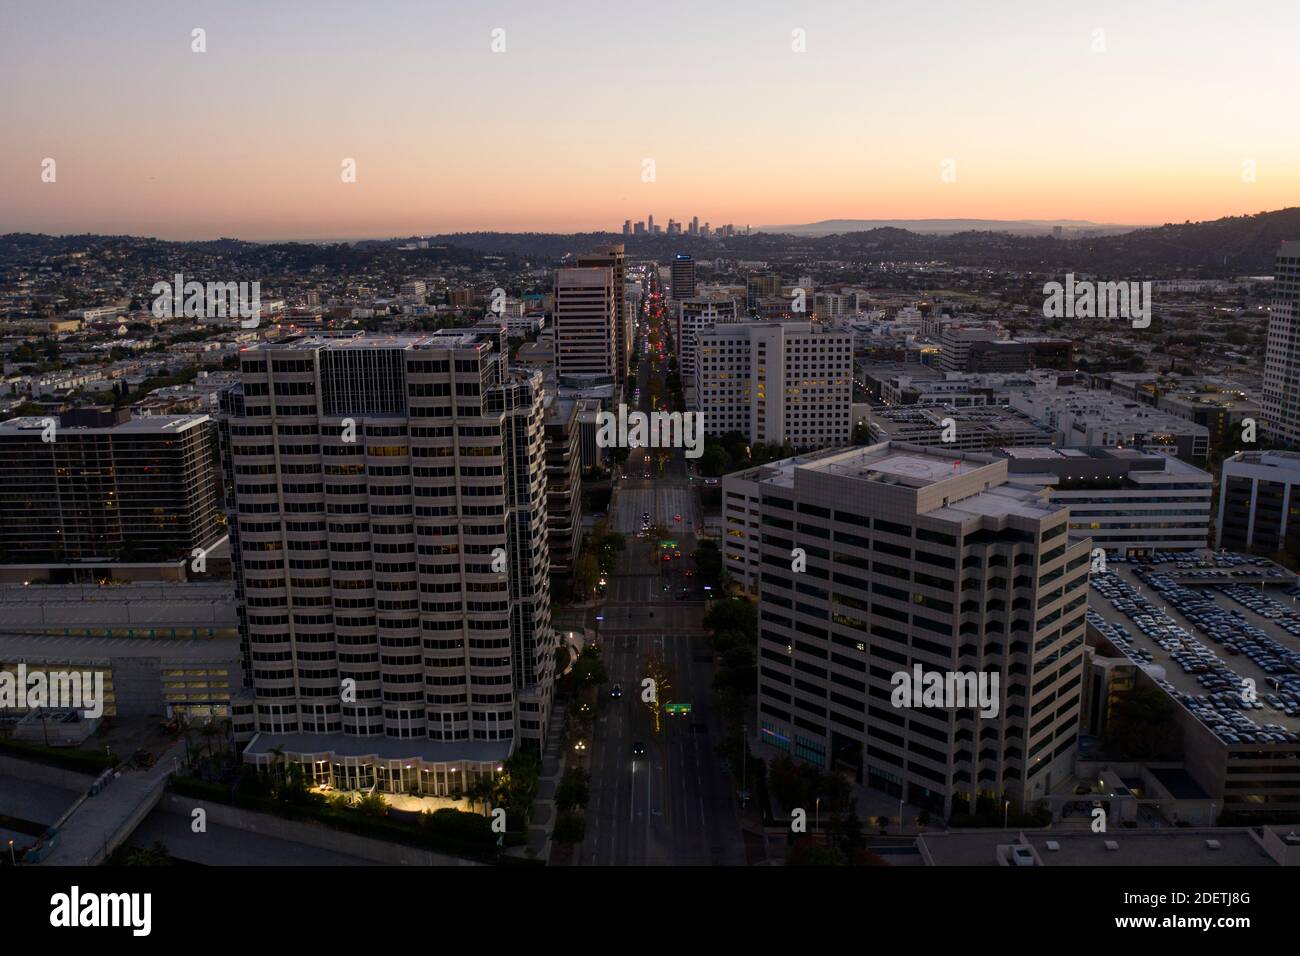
[0,737,117,774]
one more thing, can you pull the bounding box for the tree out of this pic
[555,768,591,813]
[574,645,608,688]
[1101,686,1183,760]
[834,803,866,854]
[573,554,601,600]
[694,539,724,588]
[698,442,731,478]
[704,597,757,640]
[467,776,495,815]
[641,651,674,733]
[356,790,389,817]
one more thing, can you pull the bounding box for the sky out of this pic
[1,0,1297,240]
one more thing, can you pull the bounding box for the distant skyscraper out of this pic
[622,219,632,236]
[222,330,555,789]
[690,216,699,237]
[633,221,645,236]
[670,253,696,300]
[576,244,628,391]
[647,214,654,234]
[554,266,617,382]
[1262,241,1300,447]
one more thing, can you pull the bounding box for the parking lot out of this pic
[1089,552,1300,747]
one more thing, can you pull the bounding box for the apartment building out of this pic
[694,321,852,449]
[221,330,555,794]
[1217,449,1300,557]
[0,407,223,576]
[1262,241,1300,448]
[999,446,1213,555]
[723,442,1090,815]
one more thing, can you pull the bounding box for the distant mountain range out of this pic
[755,218,1143,237]
[5,207,1300,277]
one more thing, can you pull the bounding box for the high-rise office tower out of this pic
[0,406,222,577]
[690,216,700,237]
[647,214,655,234]
[724,442,1089,816]
[574,244,628,388]
[670,253,696,301]
[221,330,554,793]
[676,296,740,407]
[1262,241,1300,448]
[553,267,617,383]
[694,321,852,449]
[633,221,645,236]
[543,395,582,574]
[622,219,632,235]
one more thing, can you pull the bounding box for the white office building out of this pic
[694,321,852,449]
[723,442,1089,816]
[676,296,741,408]
[999,446,1213,555]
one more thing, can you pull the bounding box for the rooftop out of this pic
[919,828,1276,866]
[0,413,210,435]
[0,632,241,664]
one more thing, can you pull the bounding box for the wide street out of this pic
[571,268,745,865]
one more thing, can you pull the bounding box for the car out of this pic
[609,684,622,699]
[631,741,646,757]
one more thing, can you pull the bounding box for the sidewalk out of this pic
[505,707,569,863]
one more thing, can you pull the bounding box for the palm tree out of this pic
[467,776,494,816]
[199,720,219,761]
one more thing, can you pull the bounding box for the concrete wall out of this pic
[0,753,96,792]
[157,794,478,866]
